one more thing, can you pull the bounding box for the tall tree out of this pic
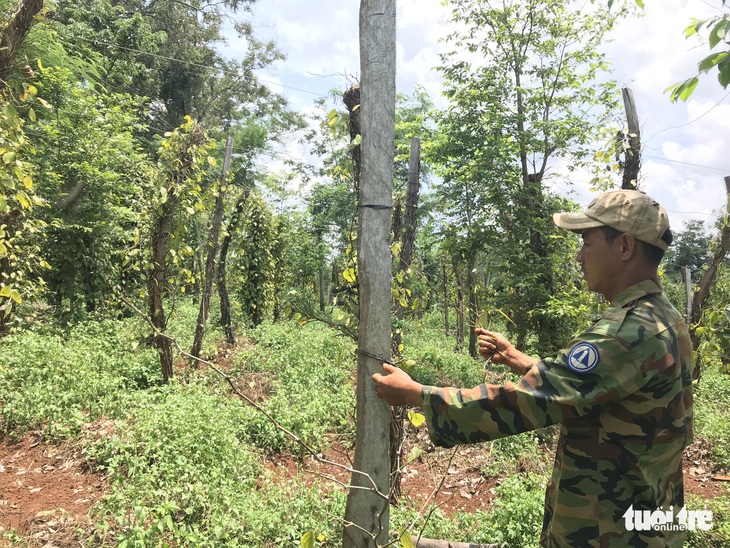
[435,0,625,354]
[54,0,287,134]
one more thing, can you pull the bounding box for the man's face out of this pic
[576,227,622,299]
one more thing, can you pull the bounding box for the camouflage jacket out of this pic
[421,279,694,547]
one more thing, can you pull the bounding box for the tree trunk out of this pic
[217,186,250,345]
[319,266,327,312]
[149,189,177,383]
[191,137,233,358]
[390,137,421,504]
[442,261,449,336]
[0,0,44,85]
[689,177,730,379]
[467,253,478,358]
[454,258,465,350]
[621,87,641,190]
[343,1,396,546]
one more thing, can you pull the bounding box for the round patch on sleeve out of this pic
[566,342,600,374]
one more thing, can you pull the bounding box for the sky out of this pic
[224,0,730,232]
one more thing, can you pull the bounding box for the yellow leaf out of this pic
[37,97,52,110]
[407,410,425,428]
[300,531,315,548]
[27,85,37,96]
[342,268,356,283]
[10,290,22,304]
[400,530,416,548]
[23,175,33,189]
[37,58,44,71]
[16,192,30,209]
[0,286,10,298]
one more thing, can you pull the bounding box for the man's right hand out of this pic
[475,328,537,376]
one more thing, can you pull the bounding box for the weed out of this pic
[0,318,160,439]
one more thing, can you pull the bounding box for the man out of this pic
[372,189,694,547]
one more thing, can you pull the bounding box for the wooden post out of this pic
[342,1,396,546]
[683,266,692,325]
[191,136,233,358]
[621,87,641,190]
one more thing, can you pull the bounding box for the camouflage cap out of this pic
[553,190,671,251]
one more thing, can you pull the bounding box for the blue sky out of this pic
[223,0,730,232]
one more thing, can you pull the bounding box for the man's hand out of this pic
[372,363,424,408]
[475,328,537,376]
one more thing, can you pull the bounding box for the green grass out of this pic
[0,318,161,439]
[2,302,728,547]
[693,365,730,472]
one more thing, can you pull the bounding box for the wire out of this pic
[644,91,730,144]
[642,154,730,172]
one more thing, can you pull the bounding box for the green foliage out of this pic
[663,220,713,281]
[398,322,484,387]
[0,318,160,438]
[693,364,730,470]
[685,493,730,548]
[87,381,263,546]
[232,193,277,327]
[233,320,356,454]
[694,263,730,373]
[430,0,625,356]
[0,79,49,327]
[30,67,153,316]
[667,10,730,102]
[480,431,554,479]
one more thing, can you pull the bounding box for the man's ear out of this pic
[619,232,637,260]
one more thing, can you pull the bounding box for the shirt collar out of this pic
[611,278,663,307]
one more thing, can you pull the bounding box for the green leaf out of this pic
[698,52,729,73]
[719,58,730,88]
[3,103,18,121]
[405,445,423,464]
[3,151,16,164]
[28,107,36,122]
[300,531,315,548]
[709,19,730,49]
[678,77,699,101]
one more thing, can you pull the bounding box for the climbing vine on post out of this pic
[147,116,212,381]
